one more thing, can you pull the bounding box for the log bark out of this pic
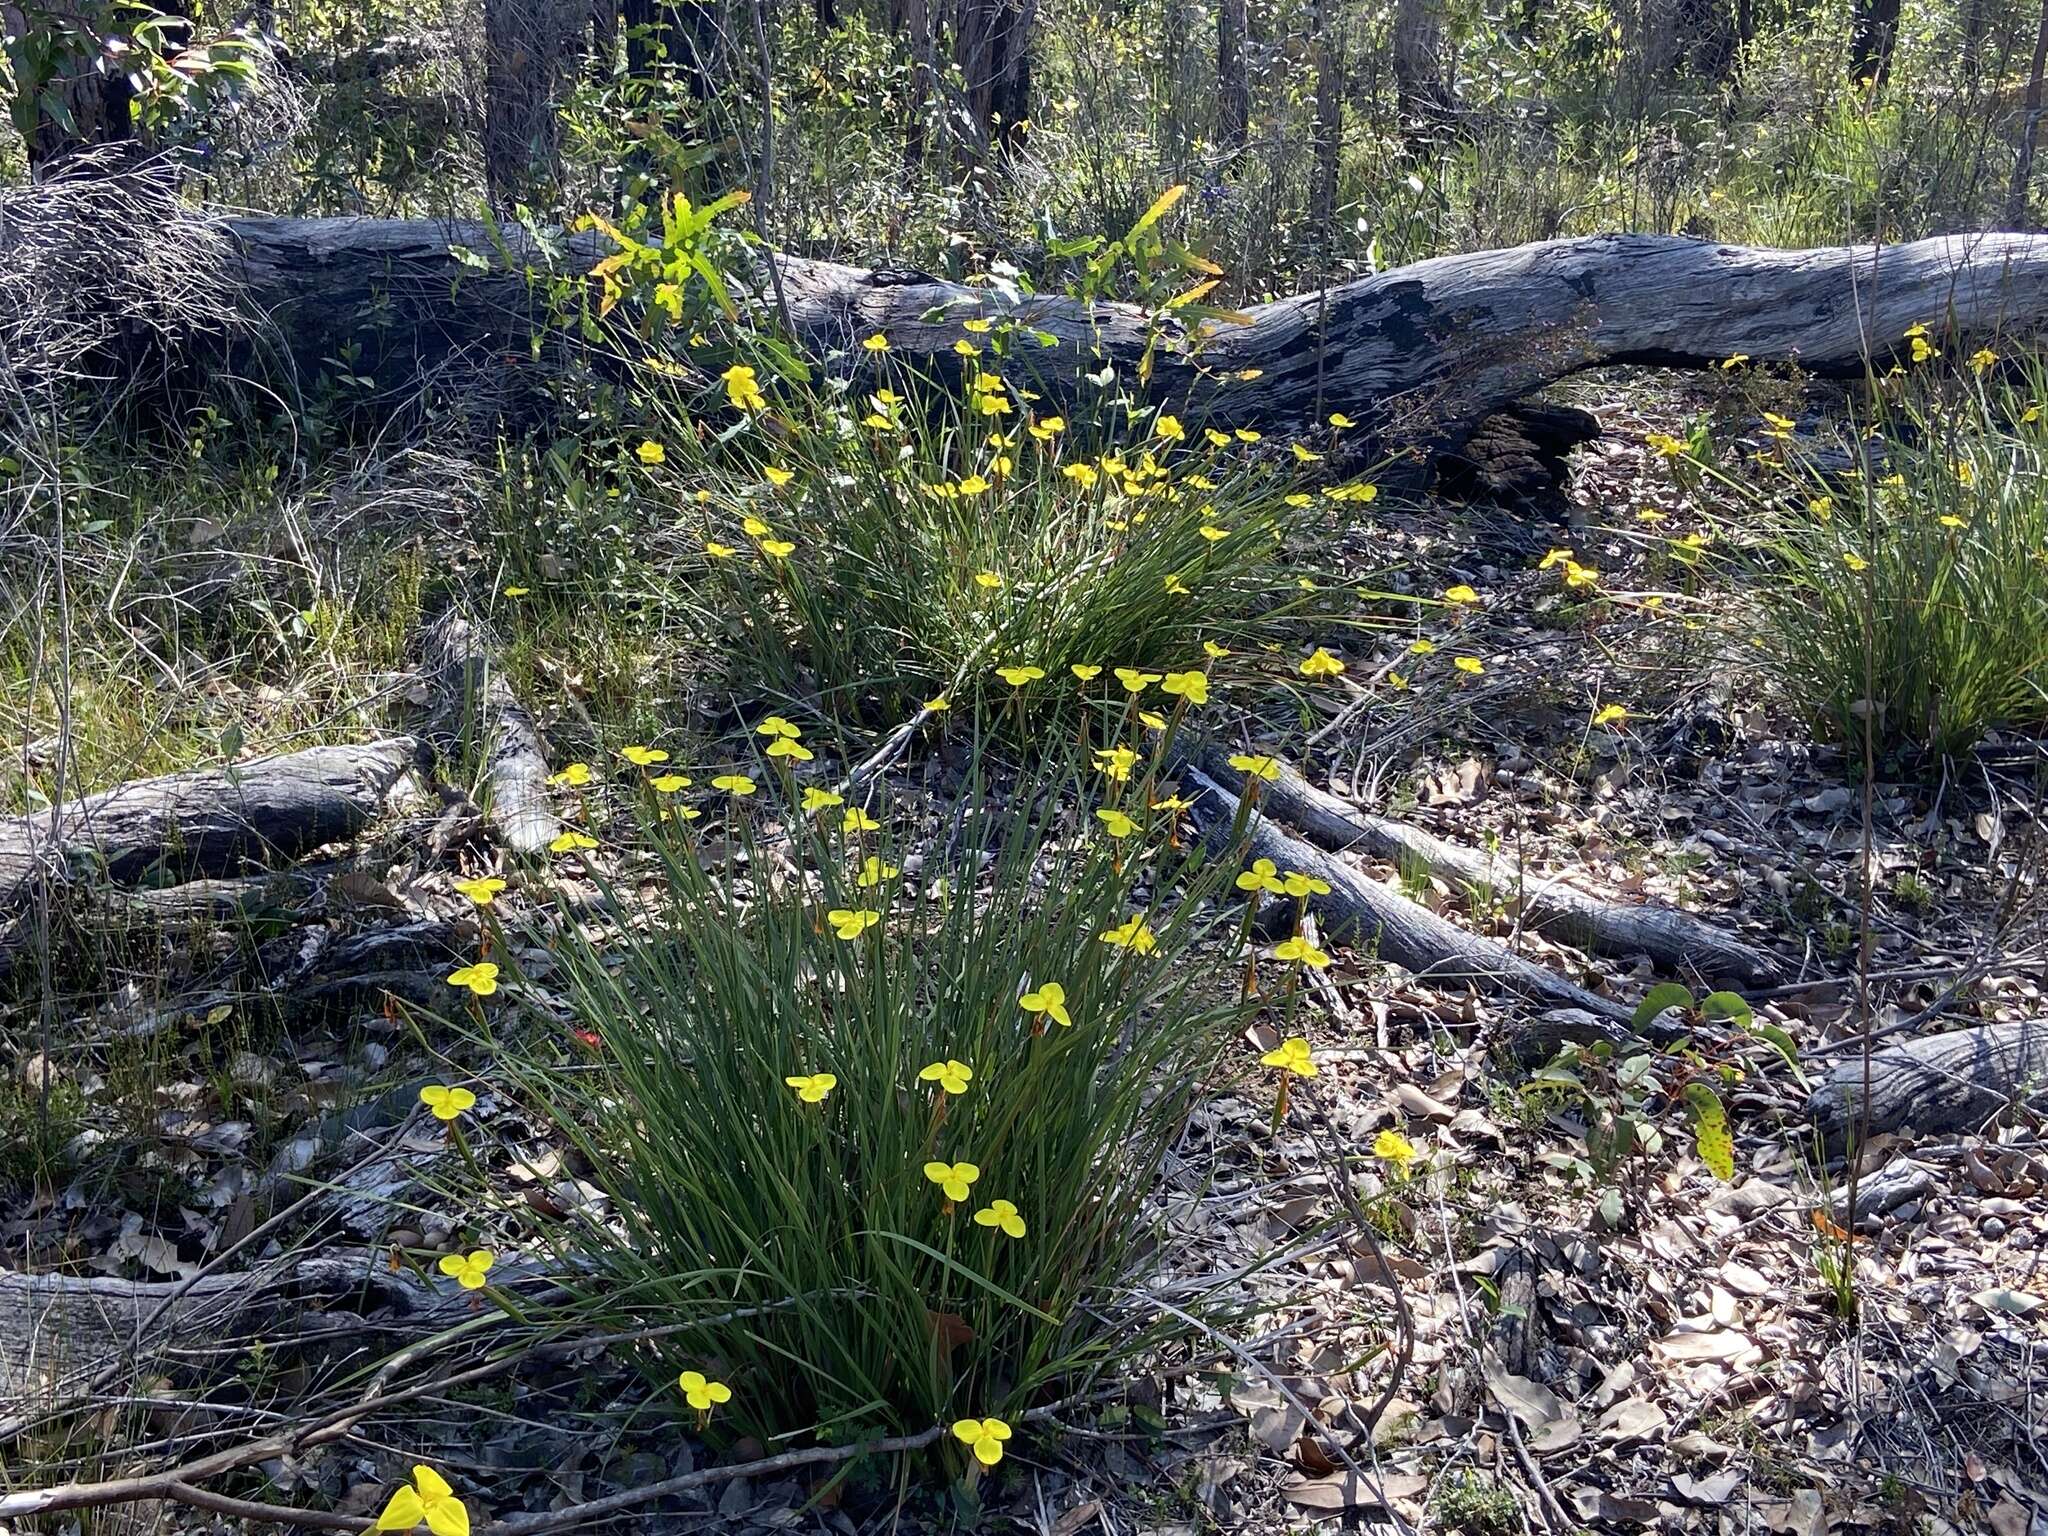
[1810,1028,2048,1146]
[0,740,422,912]
[1182,764,1640,1026]
[1201,748,1782,987]
[422,611,562,856]
[25,181,2045,459]
[1806,1021,2048,1149]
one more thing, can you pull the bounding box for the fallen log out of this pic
[0,740,424,912]
[1200,747,1782,987]
[421,610,562,856]
[11,167,2048,457]
[1182,763,1639,1026]
[1806,1020,2048,1149]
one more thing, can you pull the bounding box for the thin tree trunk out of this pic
[1849,0,1901,86]
[483,0,567,208]
[1309,0,1341,253]
[1217,0,1249,151]
[898,0,935,166]
[1392,0,1450,130]
[2010,0,2048,228]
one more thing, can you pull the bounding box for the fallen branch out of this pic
[1806,1019,2048,1149]
[0,739,423,910]
[421,610,562,856]
[1180,763,1635,1025]
[1202,747,1781,987]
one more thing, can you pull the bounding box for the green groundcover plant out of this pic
[488,730,1271,1460]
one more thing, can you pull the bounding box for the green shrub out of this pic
[499,732,1264,1452]
[1744,359,2048,760]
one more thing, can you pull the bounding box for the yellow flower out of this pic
[962,316,993,333]
[863,333,890,352]
[1200,524,1229,541]
[1842,551,1869,572]
[1328,412,1355,429]
[712,773,758,795]
[679,1370,733,1412]
[722,364,767,412]
[705,541,736,559]
[419,1084,476,1122]
[1160,670,1208,704]
[1281,871,1331,898]
[756,716,801,739]
[857,854,899,887]
[958,473,994,494]
[651,773,692,793]
[742,514,772,538]
[1761,411,1795,440]
[784,1072,837,1103]
[447,961,500,997]
[549,830,598,853]
[1260,1036,1317,1077]
[1454,656,1485,675]
[1063,462,1099,487]
[918,1059,974,1094]
[1114,667,1162,694]
[1299,647,1345,680]
[1095,808,1139,839]
[996,663,1045,687]
[974,1199,1027,1238]
[1373,1129,1416,1167]
[636,440,666,465]
[1645,432,1686,458]
[1720,353,1748,369]
[827,907,880,940]
[1164,573,1191,596]
[759,538,795,559]
[1285,493,1312,507]
[1291,442,1322,462]
[801,786,844,812]
[1098,914,1157,952]
[924,1160,981,1202]
[376,1465,470,1536]
[1019,981,1070,1027]
[1070,664,1103,681]
[1563,560,1599,590]
[503,585,530,597]
[766,737,813,761]
[1273,936,1331,969]
[1939,513,1964,528]
[1094,746,1139,782]
[453,876,507,908]
[1235,857,1285,895]
[975,571,1003,589]
[1234,427,1261,442]
[1592,704,1628,727]
[1156,413,1186,442]
[1136,709,1166,729]
[1227,752,1281,781]
[1029,416,1065,440]
[952,1417,1012,1466]
[437,1249,495,1290]
[1443,584,1480,606]
[621,744,669,766]
[763,465,794,487]
[924,694,951,711]
[842,808,881,833]
[1203,640,1229,658]
[550,762,594,787]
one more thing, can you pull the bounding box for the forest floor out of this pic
[4,383,2045,1536]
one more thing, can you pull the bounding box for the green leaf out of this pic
[1699,990,1754,1027]
[1753,1022,1807,1086]
[1631,982,1694,1031]
[1682,1082,1735,1181]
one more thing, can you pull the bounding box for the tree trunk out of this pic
[1848,0,1901,87]
[1392,0,1451,130]
[0,740,422,909]
[2009,0,2048,229]
[483,0,570,208]
[1308,0,1341,254]
[1217,0,1250,152]
[421,610,563,856]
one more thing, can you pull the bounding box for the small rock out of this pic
[1981,1217,2007,1240]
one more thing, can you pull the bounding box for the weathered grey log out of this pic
[1806,1021,2048,1149]
[422,610,561,855]
[0,1248,477,1405]
[1182,764,1636,1025]
[0,740,423,912]
[11,165,2045,458]
[1202,747,1782,987]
